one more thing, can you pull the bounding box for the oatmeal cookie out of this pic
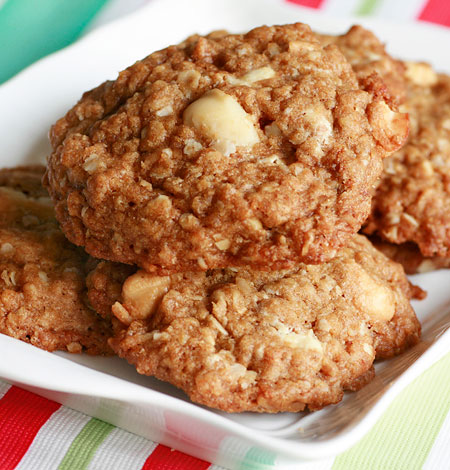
[371,237,450,276]
[319,25,407,106]
[90,235,420,413]
[0,166,112,354]
[45,23,407,273]
[87,260,135,320]
[364,64,450,258]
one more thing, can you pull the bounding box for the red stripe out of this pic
[0,386,60,469]
[418,0,450,27]
[286,0,325,9]
[142,444,211,470]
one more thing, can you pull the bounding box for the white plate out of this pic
[1,0,450,468]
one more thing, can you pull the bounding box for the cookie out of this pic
[0,166,112,354]
[87,260,135,321]
[45,23,408,273]
[364,64,450,258]
[319,25,407,106]
[90,235,420,413]
[0,165,50,198]
[371,237,450,276]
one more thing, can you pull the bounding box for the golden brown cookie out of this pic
[364,64,450,258]
[45,23,407,273]
[89,235,420,413]
[371,236,450,276]
[0,166,112,354]
[86,260,135,321]
[319,25,407,106]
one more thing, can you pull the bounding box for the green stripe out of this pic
[354,0,380,15]
[332,352,450,470]
[58,418,114,470]
[0,0,109,83]
[239,446,276,469]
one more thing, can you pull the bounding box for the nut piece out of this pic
[284,329,323,353]
[183,89,260,156]
[405,62,438,87]
[122,270,171,320]
[215,239,231,251]
[229,66,276,86]
[368,101,408,153]
[241,66,275,83]
[272,321,323,353]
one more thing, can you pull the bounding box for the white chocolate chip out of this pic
[183,89,259,156]
[38,271,49,283]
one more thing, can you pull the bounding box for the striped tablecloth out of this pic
[1,1,450,469]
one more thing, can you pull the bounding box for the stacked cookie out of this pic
[2,23,437,413]
[0,166,112,354]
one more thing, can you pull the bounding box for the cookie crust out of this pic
[46,24,407,273]
[91,235,420,413]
